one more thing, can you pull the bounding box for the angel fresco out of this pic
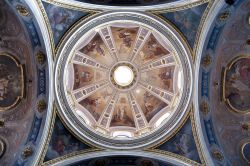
[83,35,106,57]
[141,91,167,121]
[111,27,139,60]
[142,34,167,61]
[79,87,114,121]
[225,57,250,112]
[135,34,169,65]
[73,64,94,90]
[79,33,114,66]
[119,31,133,48]
[80,97,102,121]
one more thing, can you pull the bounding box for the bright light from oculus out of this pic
[114,66,134,86]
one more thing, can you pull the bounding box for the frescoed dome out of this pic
[55,12,193,149]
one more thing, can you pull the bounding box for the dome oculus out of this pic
[114,66,134,86]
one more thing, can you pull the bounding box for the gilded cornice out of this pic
[42,148,102,166]
[42,149,198,166]
[43,0,99,12]
[36,0,55,60]
[149,0,210,13]
[145,149,201,166]
[192,0,214,63]
[38,105,57,165]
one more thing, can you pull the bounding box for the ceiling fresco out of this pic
[198,0,250,165]
[44,117,91,162]
[42,2,89,46]
[157,119,201,164]
[1,0,249,166]
[160,3,208,48]
[0,0,51,166]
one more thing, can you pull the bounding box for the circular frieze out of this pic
[110,62,138,90]
[55,12,193,149]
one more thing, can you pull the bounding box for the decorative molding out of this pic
[190,107,206,165]
[145,149,201,166]
[193,0,213,62]
[23,1,55,166]
[42,0,209,12]
[37,105,57,165]
[36,0,55,60]
[150,0,210,13]
[42,148,102,166]
[42,149,196,166]
[193,0,226,166]
[43,0,98,12]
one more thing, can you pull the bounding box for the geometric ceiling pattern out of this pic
[0,0,249,166]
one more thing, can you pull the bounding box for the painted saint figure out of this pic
[225,57,250,111]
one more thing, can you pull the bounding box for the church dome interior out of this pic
[55,12,192,148]
[0,0,249,166]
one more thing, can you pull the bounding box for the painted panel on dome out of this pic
[133,87,167,122]
[161,3,208,48]
[110,93,135,127]
[42,2,88,45]
[0,54,24,111]
[158,119,201,163]
[223,56,250,112]
[110,26,139,60]
[134,33,170,66]
[79,86,113,121]
[79,33,114,66]
[44,117,90,161]
[73,64,106,90]
[141,66,175,92]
